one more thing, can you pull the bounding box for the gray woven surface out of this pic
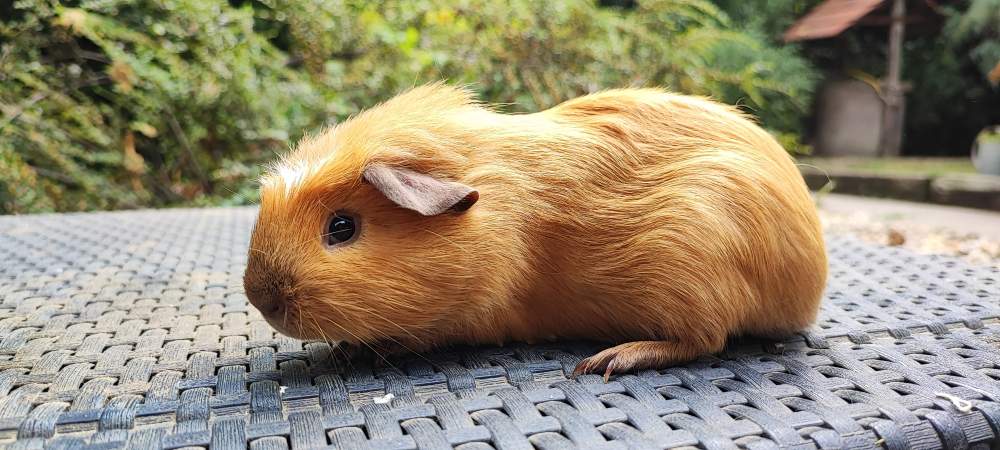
[0,207,999,450]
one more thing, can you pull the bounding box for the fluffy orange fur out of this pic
[244,83,827,376]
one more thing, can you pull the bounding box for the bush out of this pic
[1,0,818,213]
[944,0,1000,85]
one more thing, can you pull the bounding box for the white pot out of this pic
[972,127,1000,176]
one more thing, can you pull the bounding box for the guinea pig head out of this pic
[243,152,484,346]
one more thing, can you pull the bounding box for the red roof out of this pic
[784,0,886,42]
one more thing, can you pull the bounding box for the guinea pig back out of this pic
[243,83,827,377]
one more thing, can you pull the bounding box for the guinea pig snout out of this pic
[247,289,288,318]
[243,271,293,319]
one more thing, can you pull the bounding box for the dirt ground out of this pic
[820,209,1000,268]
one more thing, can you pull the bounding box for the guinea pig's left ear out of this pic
[362,164,479,216]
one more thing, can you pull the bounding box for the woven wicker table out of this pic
[1,207,998,449]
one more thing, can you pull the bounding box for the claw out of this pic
[572,340,708,381]
[573,349,619,383]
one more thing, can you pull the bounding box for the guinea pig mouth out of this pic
[262,308,351,343]
[261,310,311,340]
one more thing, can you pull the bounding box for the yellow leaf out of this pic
[989,59,1000,85]
[122,131,146,175]
[131,122,158,138]
[109,60,135,93]
[54,8,88,33]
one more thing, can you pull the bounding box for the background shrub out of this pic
[2,0,821,213]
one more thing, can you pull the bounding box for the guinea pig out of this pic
[243,83,827,379]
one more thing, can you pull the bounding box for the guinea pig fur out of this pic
[243,83,827,378]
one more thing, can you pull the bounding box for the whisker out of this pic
[364,308,426,345]
[316,316,400,373]
[283,302,291,335]
[420,227,467,253]
[221,185,253,205]
[334,342,354,372]
[306,311,345,373]
[316,198,335,214]
[289,229,342,254]
[368,326,439,370]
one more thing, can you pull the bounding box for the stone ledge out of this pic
[800,166,1000,211]
[930,174,1000,211]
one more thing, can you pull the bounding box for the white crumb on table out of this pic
[374,393,395,404]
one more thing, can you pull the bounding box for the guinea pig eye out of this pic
[325,213,357,247]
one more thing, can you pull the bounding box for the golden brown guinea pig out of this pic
[243,83,827,378]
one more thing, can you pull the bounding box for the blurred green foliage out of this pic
[713,0,820,40]
[0,0,822,213]
[944,0,1000,84]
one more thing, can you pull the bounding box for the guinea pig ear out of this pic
[362,164,479,216]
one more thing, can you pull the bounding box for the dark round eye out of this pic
[325,214,357,246]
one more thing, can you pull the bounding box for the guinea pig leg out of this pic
[573,337,725,382]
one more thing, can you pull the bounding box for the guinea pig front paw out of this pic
[572,340,714,382]
[333,340,413,369]
[329,341,366,365]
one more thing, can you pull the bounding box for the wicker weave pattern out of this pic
[0,207,998,449]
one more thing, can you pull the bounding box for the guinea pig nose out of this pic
[256,294,285,317]
[246,289,287,318]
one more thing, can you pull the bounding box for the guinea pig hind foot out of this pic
[572,338,724,382]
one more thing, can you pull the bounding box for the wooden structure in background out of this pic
[783,0,886,42]
[785,0,910,157]
[880,0,906,157]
